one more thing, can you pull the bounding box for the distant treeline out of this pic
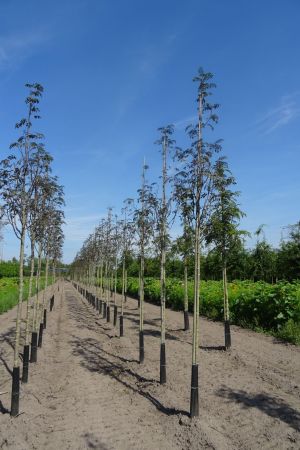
[0,260,31,278]
[0,258,69,278]
[121,226,300,283]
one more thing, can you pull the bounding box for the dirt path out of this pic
[0,282,299,449]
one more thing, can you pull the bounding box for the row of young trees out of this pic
[0,83,65,416]
[71,68,244,417]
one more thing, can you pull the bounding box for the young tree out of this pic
[155,125,174,383]
[206,157,246,349]
[174,69,221,417]
[104,208,113,321]
[0,83,47,416]
[134,162,156,363]
[112,215,122,326]
[120,198,134,336]
[22,167,58,379]
[36,178,64,348]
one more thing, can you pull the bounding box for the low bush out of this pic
[117,277,300,344]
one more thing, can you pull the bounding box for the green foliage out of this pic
[0,260,31,278]
[277,222,300,281]
[117,277,300,344]
[276,319,300,345]
[0,276,53,314]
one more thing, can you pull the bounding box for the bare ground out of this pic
[0,281,299,450]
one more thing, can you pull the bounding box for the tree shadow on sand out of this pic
[217,387,300,432]
[67,299,117,339]
[70,335,188,417]
[0,400,9,415]
[124,316,179,342]
[0,327,17,376]
[200,345,226,351]
[0,353,13,376]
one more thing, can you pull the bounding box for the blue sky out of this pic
[0,0,299,263]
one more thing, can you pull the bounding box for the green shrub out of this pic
[117,277,300,344]
[276,319,300,345]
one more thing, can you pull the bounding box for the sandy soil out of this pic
[0,281,299,450]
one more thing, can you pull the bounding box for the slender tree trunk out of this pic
[184,257,189,331]
[99,262,103,314]
[223,264,231,349]
[42,257,49,329]
[36,247,44,348]
[120,250,125,337]
[11,221,26,416]
[160,243,166,382]
[190,221,200,417]
[113,257,118,326]
[190,92,203,418]
[100,262,103,298]
[139,164,146,363]
[103,261,108,319]
[139,247,144,363]
[96,265,100,298]
[125,269,127,303]
[22,237,35,383]
[160,135,167,384]
[31,244,42,361]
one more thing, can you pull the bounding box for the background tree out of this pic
[172,217,194,330]
[251,225,277,282]
[278,221,300,280]
[206,157,246,348]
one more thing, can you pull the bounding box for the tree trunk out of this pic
[160,243,166,383]
[223,265,231,349]
[31,244,42,360]
[160,134,167,384]
[190,91,203,418]
[42,257,49,329]
[139,250,144,363]
[120,246,126,337]
[183,257,189,331]
[22,237,35,383]
[11,221,26,416]
[125,269,127,303]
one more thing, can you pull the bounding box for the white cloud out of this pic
[0,30,51,71]
[138,34,177,76]
[255,92,300,135]
[115,33,178,119]
[174,115,197,130]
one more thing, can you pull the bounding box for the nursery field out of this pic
[0,281,299,449]
[117,278,300,345]
[0,277,53,314]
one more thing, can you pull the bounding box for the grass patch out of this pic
[0,276,53,314]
